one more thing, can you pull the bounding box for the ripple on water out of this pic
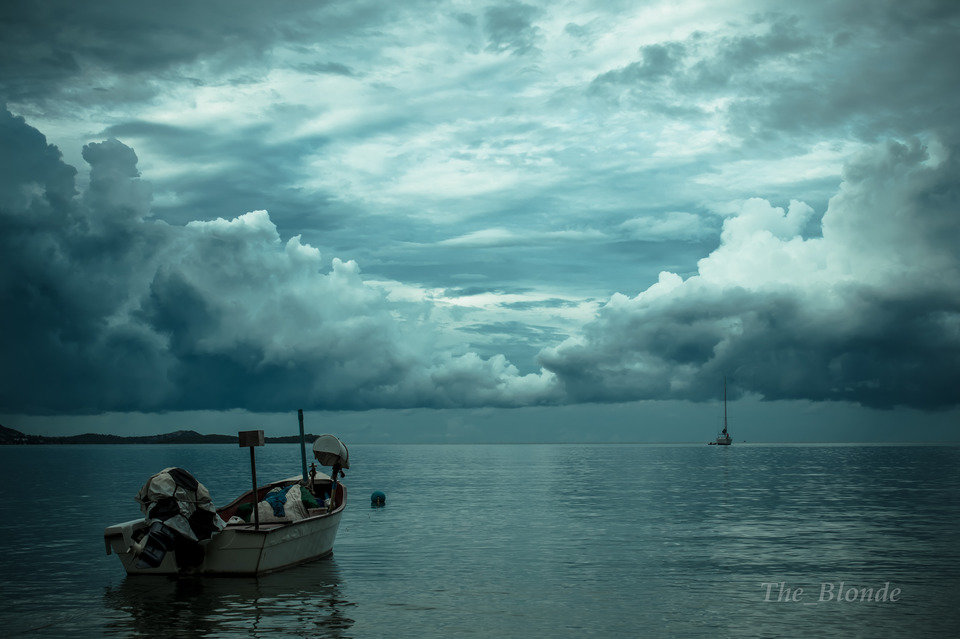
[0,443,958,637]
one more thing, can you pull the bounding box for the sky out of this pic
[1,0,958,441]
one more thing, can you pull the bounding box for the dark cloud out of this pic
[295,61,356,77]
[82,138,152,223]
[460,320,563,341]
[686,15,811,89]
[455,12,478,28]
[98,119,340,232]
[483,2,541,55]
[0,1,281,104]
[563,23,588,39]
[2,121,957,413]
[3,2,959,418]
[0,109,76,211]
[0,0,418,109]
[441,285,523,298]
[589,8,960,145]
[0,109,555,413]
[539,140,960,410]
[593,42,686,86]
[0,111,171,412]
[724,11,960,142]
[499,298,581,310]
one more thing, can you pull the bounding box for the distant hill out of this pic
[0,424,320,445]
[0,424,47,445]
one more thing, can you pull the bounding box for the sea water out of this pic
[0,443,958,637]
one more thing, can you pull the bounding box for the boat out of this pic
[708,377,733,446]
[104,418,349,576]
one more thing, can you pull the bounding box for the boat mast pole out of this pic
[723,376,728,434]
[239,430,265,531]
[298,409,308,482]
[250,447,260,531]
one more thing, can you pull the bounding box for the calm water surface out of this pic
[1,443,958,637]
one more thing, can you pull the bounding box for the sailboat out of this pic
[708,377,733,445]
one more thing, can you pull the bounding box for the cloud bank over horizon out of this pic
[541,140,960,409]
[1,108,957,413]
[1,1,959,418]
[0,108,555,413]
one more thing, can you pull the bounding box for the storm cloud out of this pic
[2,1,959,418]
[0,109,555,413]
[540,139,960,409]
[3,108,957,413]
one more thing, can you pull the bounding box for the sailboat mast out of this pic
[723,376,728,433]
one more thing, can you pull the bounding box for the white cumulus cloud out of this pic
[540,138,960,409]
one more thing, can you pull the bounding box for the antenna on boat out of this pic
[298,409,308,482]
[239,429,265,531]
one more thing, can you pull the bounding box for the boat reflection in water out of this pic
[102,558,355,637]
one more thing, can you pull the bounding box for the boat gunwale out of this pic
[224,486,346,536]
[216,475,344,522]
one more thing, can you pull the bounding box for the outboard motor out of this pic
[312,435,349,507]
[134,467,225,569]
[135,521,178,569]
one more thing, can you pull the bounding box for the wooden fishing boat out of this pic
[105,473,346,575]
[104,421,349,576]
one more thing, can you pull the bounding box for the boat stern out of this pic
[104,518,149,556]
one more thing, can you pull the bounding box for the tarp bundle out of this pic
[136,467,226,543]
[238,483,322,524]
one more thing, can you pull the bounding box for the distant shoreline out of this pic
[0,424,317,446]
[2,424,958,445]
